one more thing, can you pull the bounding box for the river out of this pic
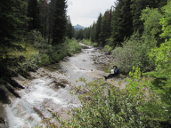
[4,46,106,128]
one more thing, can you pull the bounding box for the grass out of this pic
[7,42,39,59]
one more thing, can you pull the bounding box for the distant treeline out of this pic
[75,0,167,47]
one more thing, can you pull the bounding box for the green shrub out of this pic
[48,38,81,63]
[111,6,165,74]
[103,45,113,54]
[128,67,170,126]
[141,8,163,46]
[146,2,171,122]
[112,33,154,73]
[82,39,97,46]
[59,79,161,128]
[65,39,81,55]
[39,54,50,66]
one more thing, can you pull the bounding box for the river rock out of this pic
[0,104,7,128]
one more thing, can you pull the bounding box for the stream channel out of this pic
[4,45,106,128]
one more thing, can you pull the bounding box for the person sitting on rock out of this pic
[104,66,120,80]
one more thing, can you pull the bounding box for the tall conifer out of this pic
[27,0,40,31]
[50,0,67,45]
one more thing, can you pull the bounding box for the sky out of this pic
[67,0,115,27]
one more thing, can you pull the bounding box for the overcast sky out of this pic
[67,0,115,27]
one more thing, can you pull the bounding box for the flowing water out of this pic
[4,46,105,128]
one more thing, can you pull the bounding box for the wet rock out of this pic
[93,53,114,66]
[0,118,6,128]
[6,84,21,98]
[0,118,5,124]
[15,75,26,81]
[52,79,69,89]
[0,88,10,104]
[6,78,25,89]
[0,104,7,128]
[33,107,45,119]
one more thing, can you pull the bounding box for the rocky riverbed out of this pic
[1,45,126,128]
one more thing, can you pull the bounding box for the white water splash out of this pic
[5,77,80,128]
[5,47,102,128]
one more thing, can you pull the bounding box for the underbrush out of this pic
[2,31,81,76]
[112,34,155,74]
[102,45,113,54]
[49,38,81,63]
[81,39,97,46]
[0,31,81,103]
[37,68,170,128]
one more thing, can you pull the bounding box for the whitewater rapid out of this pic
[5,47,104,128]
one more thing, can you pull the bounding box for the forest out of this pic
[0,0,80,102]
[0,0,171,127]
[69,0,171,127]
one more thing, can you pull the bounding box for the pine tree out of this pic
[95,14,102,42]
[66,17,74,39]
[50,0,67,45]
[112,0,133,46]
[0,0,27,45]
[39,0,49,38]
[90,23,96,42]
[131,0,167,32]
[27,0,40,31]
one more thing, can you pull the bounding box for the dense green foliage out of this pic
[55,1,171,127]
[77,0,167,47]
[56,66,170,128]
[0,0,76,73]
[1,0,171,127]
[27,0,40,31]
[0,0,79,103]
[0,0,27,45]
[60,81,160,128]
[50,0,67,44]
[147,1,171,121]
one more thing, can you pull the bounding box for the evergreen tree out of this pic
[100,10,112,46]
[0,0,27,45]
[27,0,40,31]
[39,0,49,38]
[50,0,67,45]
[112,0,133,46]
[0,0,27,82]
[131,0,167,32]
[75,30,84,40]
[95,14,102,42]
[66,17,74,39]
[90,23,96,42]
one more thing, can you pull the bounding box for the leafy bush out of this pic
[65,39,81,55]
[4,31,81,74]
[58,78,161,128]
[111,6,165,74]
[112,33,154,73]
[103,45,113,54]
[127,67,170,126]
[39,54,50,66]
[147,1,171,122]
[49,38,81,63]
[141,8,163,46]
[82,39,97,46]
